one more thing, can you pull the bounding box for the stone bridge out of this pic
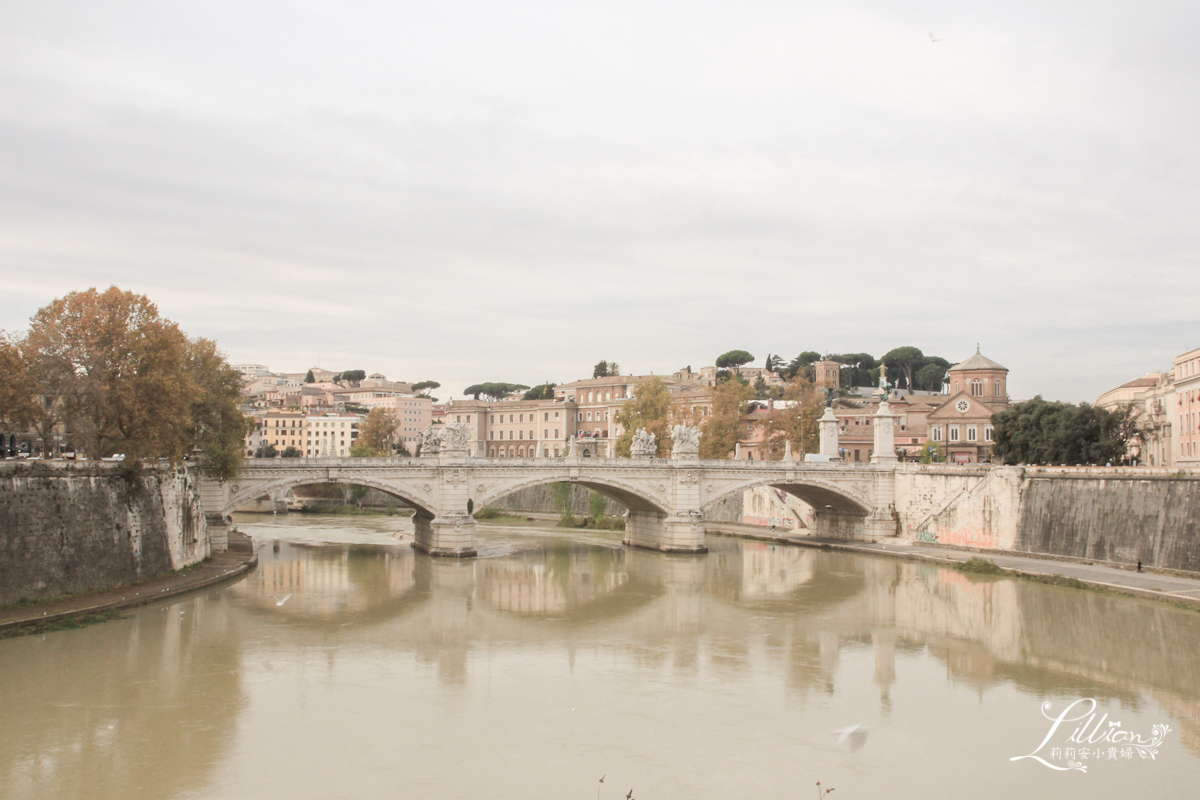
[199,431,900,557]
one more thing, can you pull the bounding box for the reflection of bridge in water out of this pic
[227,529,1200,757]
[6,528,1200,799]
[201,447,901,557]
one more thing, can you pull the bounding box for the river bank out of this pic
[707,522,1200,610]
[0,532,258,635]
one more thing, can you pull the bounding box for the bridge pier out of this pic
[624,510,708,553]
[411,446,478,558]
[412,511,477,558]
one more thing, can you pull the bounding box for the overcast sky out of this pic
[2,0,1197,403]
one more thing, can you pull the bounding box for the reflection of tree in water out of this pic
[0,594,242,800]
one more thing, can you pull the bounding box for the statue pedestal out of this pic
[871,401,898,465]
[819,407,840,457]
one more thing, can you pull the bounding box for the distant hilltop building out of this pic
[814,358,841,390]
[236,365,430,455]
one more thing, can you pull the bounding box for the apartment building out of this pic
[1174,347,1200,466]
[254,411,307,454]
[448,398,576,458]
[1096,371,1174,466]
[304,414,360,457]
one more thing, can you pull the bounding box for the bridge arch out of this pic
[701,476,872,521]
[222,475,437,519]
[474,473,670,516]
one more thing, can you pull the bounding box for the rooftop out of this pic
[948,349,1007,372]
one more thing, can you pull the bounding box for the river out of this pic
[1,513,1198,799]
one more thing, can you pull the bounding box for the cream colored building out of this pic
[304,414,360,457]
[557,375,714,457]
[1174,347,1200,466]
[1096,371,1174,466]
[447,398,576,458]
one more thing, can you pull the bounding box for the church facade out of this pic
[924,350,1010,463]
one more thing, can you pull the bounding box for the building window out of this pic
[519,414,524,423]
[971,380,983,397]
[984,426,993,442]
[949,426,960,441]
[967,426,977,441]
[554,428,559,438]
[555,411,560,421]
[586,412,592,421]
[544,412,549,422]
[509,431,514,439]
[994,381,1001,396]
[509,414,514,423]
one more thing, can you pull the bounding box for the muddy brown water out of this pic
[2,513,1198,799]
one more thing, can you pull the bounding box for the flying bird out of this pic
[273,593,293,607]
[928,31,943,43]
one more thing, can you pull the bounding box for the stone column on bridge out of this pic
[863,402,900,540]
[412,423,478,558]
[624,425,708,554]
[819,407,839,457]
[871,401,898,466]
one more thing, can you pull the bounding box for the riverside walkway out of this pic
[708,523,1200,609]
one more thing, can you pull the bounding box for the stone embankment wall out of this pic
[896,465,1200,572]
[0,461,208,606]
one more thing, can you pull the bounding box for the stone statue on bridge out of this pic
[630,428,656,458]
[670,424,701,456]
[440,422,472,452]
[417,426,439,456]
